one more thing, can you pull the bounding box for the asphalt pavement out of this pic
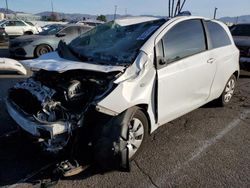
[0,46,249,188]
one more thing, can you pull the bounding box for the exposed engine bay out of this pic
[7,70,119,153]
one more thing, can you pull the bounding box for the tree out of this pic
[96,15,107,22]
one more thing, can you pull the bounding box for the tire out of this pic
[93,107,149,171]
[215,75,237,107]
[34,44,52,57]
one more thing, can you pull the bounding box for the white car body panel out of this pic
[115,16,160,26]
[21,52,125,73]
[0,58,27,75]
[157,50,216,125]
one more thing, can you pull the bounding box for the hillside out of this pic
[1,8,250,23]
[220,15,250,24]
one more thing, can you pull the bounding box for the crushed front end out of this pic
[6,69,119,153]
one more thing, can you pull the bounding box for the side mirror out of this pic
[56,32,66,37]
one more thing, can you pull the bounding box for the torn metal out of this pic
[7,69,119,153]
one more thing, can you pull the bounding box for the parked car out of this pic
[41,24,64,31]
[9,24,92,58]
[6,16,239,171]
[0,20,40,37]
[0,58,26,75]
[25,21,42,33]
[230,24,250,71]
[0,27,9,44]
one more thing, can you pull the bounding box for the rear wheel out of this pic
[35,44,52,57]
[215,75,237,106]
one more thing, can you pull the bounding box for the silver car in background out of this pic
[9,24,92,58]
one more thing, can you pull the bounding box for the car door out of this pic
[14,21,29,35]
[4,21,18,36]
[156,19,217,125]
[204,20,238,100]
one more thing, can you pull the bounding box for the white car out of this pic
[0,20,40,36]
[6,16,239,170]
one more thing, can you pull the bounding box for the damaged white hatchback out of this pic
[6,16,239,170]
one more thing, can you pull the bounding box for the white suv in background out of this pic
[6,16,240,170]
[0,20,40,36]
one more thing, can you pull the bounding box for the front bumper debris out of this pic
[6,99,69,138]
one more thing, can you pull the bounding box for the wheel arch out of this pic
[233,70,239,80]
[24,30,33,35]
[135,104,152,134]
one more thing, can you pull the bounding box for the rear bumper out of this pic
[6,99,69,138]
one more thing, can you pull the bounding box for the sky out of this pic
[1,0,249,18]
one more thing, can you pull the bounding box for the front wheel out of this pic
[93,107,149,171]
[126,110,148,160]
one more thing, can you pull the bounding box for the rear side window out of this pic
[206,21,231,48]
[162,19,206,64]
[15,21,26,26]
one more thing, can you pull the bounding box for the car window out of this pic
[5,21,15,26]
[206,21,231,48]
[162,19,206,64]
[230,24,250,37]
[59,26,78,35]
[68,19,166,66]
[79,26,92,34]
[14,21,26,26]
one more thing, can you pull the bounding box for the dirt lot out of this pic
[0,46,250,187]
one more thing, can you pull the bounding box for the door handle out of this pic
[207,58,215,64]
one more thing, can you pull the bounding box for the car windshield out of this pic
[68,18,166,66]
[39,25,65,35]
[231,24,250,37]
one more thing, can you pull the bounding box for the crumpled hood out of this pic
[233,36,250,47]
[21,52,126,73]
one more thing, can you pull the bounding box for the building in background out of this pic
[5,13,41,21]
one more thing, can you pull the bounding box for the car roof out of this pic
[114,16,164,26]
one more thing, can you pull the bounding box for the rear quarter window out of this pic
[206,21,231,49]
